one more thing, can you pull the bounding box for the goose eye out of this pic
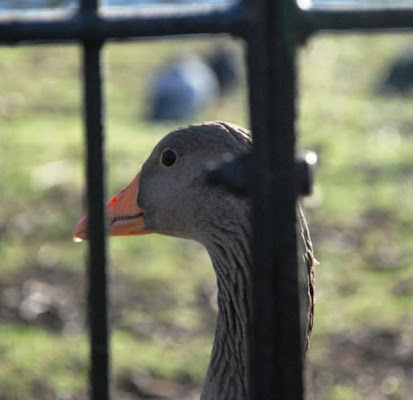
[161,149,177,167]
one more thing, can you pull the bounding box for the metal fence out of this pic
[1,0,413,399]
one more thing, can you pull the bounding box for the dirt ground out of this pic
[0,265,411,400]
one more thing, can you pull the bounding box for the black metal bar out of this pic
[247,0,304,399]
[82,1,110,397]
[81,0,98,12]
[205,150,317,197]
[204,153,251,196]
[297,7,413,38]
[3,3,413,47]
[84,41,110,400]
[0,2,251,44]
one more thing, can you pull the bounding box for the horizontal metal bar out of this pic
[0,2,251,44]
[205,151,317,197]
[297,7,413,38]
[81,0,98,12]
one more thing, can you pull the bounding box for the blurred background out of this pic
[0,1,413,400]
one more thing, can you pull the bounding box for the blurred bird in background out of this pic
[146,44,242,121]
[377,51,413,95]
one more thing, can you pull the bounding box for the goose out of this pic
[205,44,242,94]
[147,56,219,121]
[73,121,315,400]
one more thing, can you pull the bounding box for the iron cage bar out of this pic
[247,0,305,398]
[81,0,111,399]
[0,2,250,43]
[2,3,413,45]
[0,1,413,400]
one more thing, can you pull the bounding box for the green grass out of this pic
[0,34,412,399]
[0,325,87,398]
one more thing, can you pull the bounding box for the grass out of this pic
[0,325,87,398]
[0,33,412,399]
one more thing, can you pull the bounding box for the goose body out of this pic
[73,121,315,400]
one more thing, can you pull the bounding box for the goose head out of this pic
[73,121,251,247]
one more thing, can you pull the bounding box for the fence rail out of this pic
[0,3,251,43]
[2,3,413,45]
[299,7,413,36]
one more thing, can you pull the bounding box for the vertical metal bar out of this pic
[81,0,99,11]
[81,1,110,400]
[247,0,304,399]
[83,40,110,400]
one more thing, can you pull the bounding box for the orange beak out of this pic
[73,171,150,242]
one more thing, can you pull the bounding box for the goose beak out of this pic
[73,172,150,242]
